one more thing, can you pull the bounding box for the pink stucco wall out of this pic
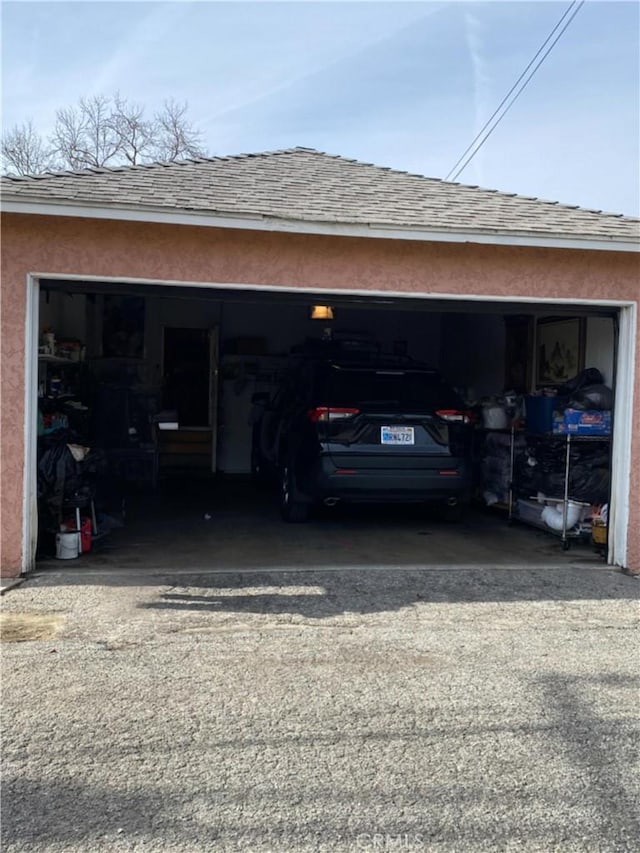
[2,213,639,575]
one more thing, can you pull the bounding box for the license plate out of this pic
[381,426,415,445]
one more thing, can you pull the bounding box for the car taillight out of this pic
[307,407,360,422]
[436,409,474,425]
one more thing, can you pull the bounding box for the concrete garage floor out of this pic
[38,477,606,574]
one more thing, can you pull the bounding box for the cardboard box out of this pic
[552,409,611,435]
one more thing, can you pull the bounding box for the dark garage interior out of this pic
[34,280,616,570]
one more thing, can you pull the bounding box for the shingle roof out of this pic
[2,147,638,244]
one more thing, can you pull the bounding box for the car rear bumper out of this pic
[300,456,472,504]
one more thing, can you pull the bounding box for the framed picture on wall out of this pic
[536,317,585,386]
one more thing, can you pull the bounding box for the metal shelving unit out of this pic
[508,431,611,550]
[37,354,83,398]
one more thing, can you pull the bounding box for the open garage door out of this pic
[24,275,633,573]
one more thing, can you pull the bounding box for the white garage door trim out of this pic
[22,273,637,573]
[610,302,637,567]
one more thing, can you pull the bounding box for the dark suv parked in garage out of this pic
[251,347,474,521]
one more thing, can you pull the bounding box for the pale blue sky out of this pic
[2,1,639,214]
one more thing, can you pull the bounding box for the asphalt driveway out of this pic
[1,565,638,852]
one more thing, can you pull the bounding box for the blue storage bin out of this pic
[525,395,558,433]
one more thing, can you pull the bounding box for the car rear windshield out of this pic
[321,366,464,410]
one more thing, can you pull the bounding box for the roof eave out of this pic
[2,198,638,254]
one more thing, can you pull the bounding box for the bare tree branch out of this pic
[1,121,58,175]
[52,95,121,168]
[80,94,121,166]
[2,94,209,174]
[153,99,206,162]
[110,93,154,165]
[52,105,89,170]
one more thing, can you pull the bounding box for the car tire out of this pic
[280,462,310,522]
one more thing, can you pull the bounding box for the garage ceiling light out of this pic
[311,304,334,320]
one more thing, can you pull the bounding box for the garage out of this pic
[29,278,618,568]
[1,148,638,575]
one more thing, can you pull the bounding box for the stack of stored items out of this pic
[514,438,610,505]
[526,368,613,436]
[515,494,607,539]
[481,431,526,506]
[36,430,109,558]
[39,327,85,361]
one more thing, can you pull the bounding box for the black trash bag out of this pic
[513,440,610,504]
[570,464,610,503]
[37,432,106,531]
[569,383,614,411]
[557,367,604,397]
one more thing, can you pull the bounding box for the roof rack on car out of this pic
[289,337,382,357]
[285,341,437,372]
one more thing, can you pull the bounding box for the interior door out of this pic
[162,327,211,426]
[209,327,219,473]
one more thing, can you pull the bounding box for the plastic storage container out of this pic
[525,395,557,433]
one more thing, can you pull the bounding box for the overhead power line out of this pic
[445,0,585,183]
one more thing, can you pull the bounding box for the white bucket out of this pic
[56,531,80,560]
[482,405,508,430]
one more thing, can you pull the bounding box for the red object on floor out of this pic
[80,517,92,553]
